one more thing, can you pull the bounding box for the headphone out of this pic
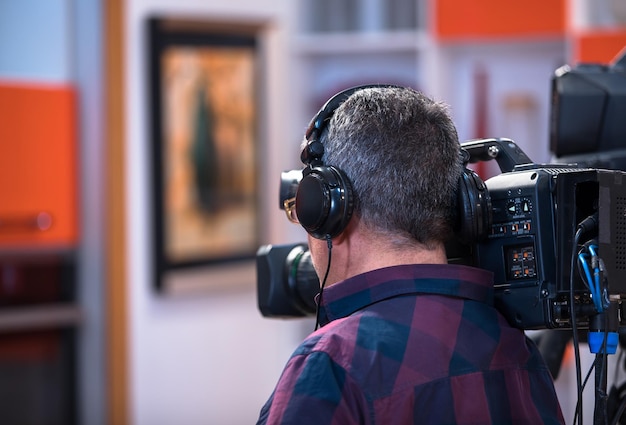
[294,84,492,243]
[455,149,492,244]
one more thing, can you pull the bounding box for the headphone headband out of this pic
[301,84,403,166]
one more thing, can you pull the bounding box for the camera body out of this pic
[466,155,626,329]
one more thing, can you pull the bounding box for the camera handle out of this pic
[461,138,534,173]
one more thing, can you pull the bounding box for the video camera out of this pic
[257,51,626,331]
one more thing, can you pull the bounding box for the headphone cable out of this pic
[315,235,333,331]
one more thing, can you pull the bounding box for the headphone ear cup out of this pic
[295,166,354,239]
[455,168,492,244]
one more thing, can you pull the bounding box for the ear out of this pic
[330,214,359,246]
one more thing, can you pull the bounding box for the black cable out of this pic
[611,393,626,425]
[575,360,597,425]
[596,313,610,425]
[571,214,600,425]
[314,235,333,331]
[609,351,626,425]
[572,227,584,425]
[613,350,624,388]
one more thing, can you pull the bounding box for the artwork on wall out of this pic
[148,17,260,291]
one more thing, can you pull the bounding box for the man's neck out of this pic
[326,227,449,286]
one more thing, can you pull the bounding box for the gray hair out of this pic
[319,86,462,248]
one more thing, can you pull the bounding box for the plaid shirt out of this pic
[257,264,564,424]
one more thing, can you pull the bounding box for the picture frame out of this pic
[148,17,261,292]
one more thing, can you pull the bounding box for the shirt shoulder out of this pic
[259,333,369,425]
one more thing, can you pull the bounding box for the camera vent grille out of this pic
[615,196,626,270]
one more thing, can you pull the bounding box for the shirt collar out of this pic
[317,264,494,327]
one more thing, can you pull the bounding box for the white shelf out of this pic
[292,30,431,56]
[0,246,76,258]
[0,304,81,333]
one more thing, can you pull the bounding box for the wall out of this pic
[0,1,72,82]
[125,1,311,424]
[439,39,566,178]
[0,1,107,424]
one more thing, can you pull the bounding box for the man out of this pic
[257,85,564,424]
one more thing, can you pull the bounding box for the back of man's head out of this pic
[320,86,462,248]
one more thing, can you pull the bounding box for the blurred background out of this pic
[0,0,625,424]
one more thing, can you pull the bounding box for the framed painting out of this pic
[148,17,260,291]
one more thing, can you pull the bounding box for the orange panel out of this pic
[0,83,78,247]
[434,0,566,40]
[574,30,626,64]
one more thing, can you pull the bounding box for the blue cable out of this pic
[588,245,605,311]
[578,253,602,312]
